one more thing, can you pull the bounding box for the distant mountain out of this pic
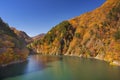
[0,18,29,66]
[32,33,45,41]
[29,0,120,66]
[11,27,33,44]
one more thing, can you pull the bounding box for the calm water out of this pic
[0,55,120,80]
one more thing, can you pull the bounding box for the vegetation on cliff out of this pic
[29,0,120,65]
[28,21,75,55]
[0,18,29,66]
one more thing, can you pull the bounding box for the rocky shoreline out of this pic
[62,54,120,66]
[0,60,27,67]
[0,54,120,67]
[37,53,120,66]
[94,56,120,66]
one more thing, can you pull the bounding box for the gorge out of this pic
[28,0,120,66]
[0,0,120,80]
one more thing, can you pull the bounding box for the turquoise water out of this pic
[0,55,120,80]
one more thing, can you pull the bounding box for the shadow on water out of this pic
[0,55,62,80]
[1,55,120,80]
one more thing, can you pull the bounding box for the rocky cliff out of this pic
[29,0,120,65]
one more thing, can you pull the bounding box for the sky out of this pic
[0,0,105,37]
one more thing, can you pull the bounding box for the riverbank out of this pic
[0,60,27,67]
[1,54,120,67]
[64,53,120,67]
[34,53,120,67]
[109,61,120,66]
[95,56,120,67]
[1,55,120,80]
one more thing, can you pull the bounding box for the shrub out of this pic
[114,29,120,40]
[75,33,81,38]
[107,2,120,21]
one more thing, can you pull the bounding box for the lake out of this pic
[0,55,120,80]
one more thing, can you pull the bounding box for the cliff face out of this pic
[0,18,29,66]
[29,0,120,65]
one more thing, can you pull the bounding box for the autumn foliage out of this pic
[0,18,29,66]
[29,0,120,65]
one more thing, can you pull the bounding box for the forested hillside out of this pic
[28,0,120,65]
[0,18,29,66]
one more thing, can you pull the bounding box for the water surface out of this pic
[0,55,120,80]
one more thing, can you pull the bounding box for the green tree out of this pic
[75,33,81,38]
[114,29,120,40]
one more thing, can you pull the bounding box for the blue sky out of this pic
[0,0,105,37]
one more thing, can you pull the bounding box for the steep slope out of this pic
[29,0,120,65]
[28,21,75,55]
[0,18,29,66]
[11,27,33,44]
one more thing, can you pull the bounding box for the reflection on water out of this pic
[0,55,120,80]
[0,55,60,80]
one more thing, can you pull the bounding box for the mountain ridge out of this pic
[32,33,45,41]
[0,18,29,66]
[28,0,120,66]
[11,27,33,44]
